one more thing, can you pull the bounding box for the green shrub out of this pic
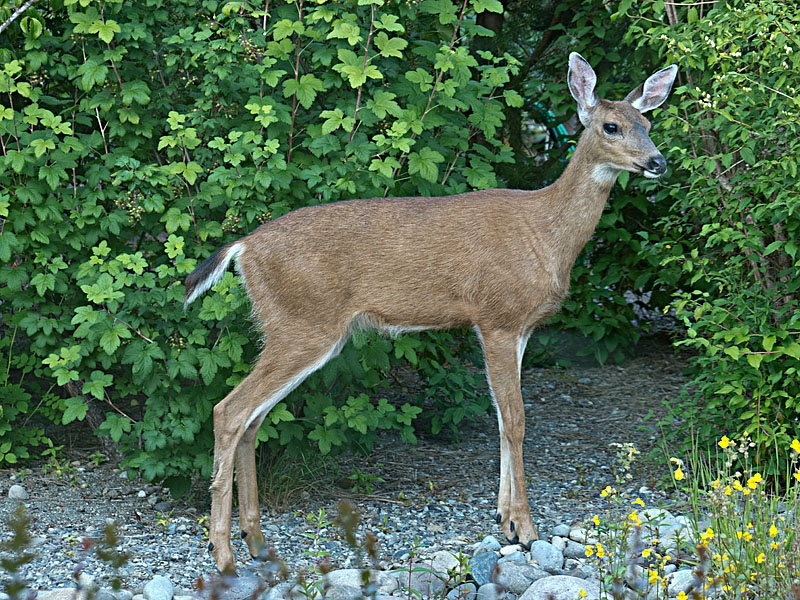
[624,0,800,465]
[0,0,514,489]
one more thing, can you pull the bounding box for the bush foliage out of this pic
[1,0,798,488]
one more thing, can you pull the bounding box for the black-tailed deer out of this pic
[184,53,677,575]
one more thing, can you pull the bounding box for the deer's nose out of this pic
[645,155,667,175]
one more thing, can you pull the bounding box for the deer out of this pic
[183,52,678,575]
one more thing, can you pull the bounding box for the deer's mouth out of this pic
[635,163,663,179]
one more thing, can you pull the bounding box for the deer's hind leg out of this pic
[209,326,346,574]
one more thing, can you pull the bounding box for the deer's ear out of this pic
[626,65,678,113]
[568,52,598,126]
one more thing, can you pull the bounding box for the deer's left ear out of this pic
[625,64,678,113]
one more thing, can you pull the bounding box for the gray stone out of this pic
[550,536,567,551]
[528,541,563,573]
[265,582,295,600]
[475,583,504,600]
[7,484,28,500]
[431,550,463,581]
[494,562,548,594]
[550,524,570,538]
[567,527,597,545]
[634,508,688,553]
[563,540,588,559]
[144,576,174,600]
[474,535,502,556]
[174,596,197,600]
[499,544,522,557]
[519,575,601,600]
[497,551,526,565]
[667,569,698,597]
[323,585,362,600]
[446,583,477,600]
[37,590,81,600]
[325,569,398,594]
[469,550,499,586]
[402,569,446,599]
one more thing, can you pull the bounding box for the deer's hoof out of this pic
[240,530,248,539]
[495,513,502,524]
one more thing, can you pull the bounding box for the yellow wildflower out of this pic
[677,593,687,600]
[747,472,762,489]
[770,541,779,549]
[629,511,642,527]
[794,470,800,483]
[642,548,652,558]
[700,528,714,542]
[596,543,605,559]
[769,523,778,537]
[632,497,645,507]
[718,436,731,449]
[579,590,587,599]
[791,439,800,453]
[585,545,593,557]
[600,485,613,498]
[756,553,766,564]
[724,486,732,495]
[674,466,684,481]
[733,480,743,491]
[591,515,600,527]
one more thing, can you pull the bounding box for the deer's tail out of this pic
[184,241,246,309]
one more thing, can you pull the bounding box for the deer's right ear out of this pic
[568,52,598,127]
[625,64,678,113]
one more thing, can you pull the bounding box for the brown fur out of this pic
[183,54,677,574]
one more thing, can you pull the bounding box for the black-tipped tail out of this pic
[184,241,245,309]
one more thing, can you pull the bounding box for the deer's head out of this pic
[568,53,678,180]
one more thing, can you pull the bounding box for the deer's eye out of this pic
[603,123,618,134]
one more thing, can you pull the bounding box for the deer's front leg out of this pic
[480,328,538,547]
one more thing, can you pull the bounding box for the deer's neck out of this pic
[542,133,618,270]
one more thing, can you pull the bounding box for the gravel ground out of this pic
[0,336,686,595]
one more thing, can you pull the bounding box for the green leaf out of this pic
[283,74,325,109]
[89,19,121,43]
[374,32,407,58]
[63,397,88,425]
[746,354,762,369]
[77,58,109,91]
[472,0,503,12]
[366,91,401,119]
[408,147,444,182]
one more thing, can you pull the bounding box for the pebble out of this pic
[7,484,28,500]
[528,541,563,573]
[143,575,173,600]
[469,550,499,586]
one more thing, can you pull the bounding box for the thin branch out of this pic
[0,0,40,36]
[287,0,304,164]
[348,3,376,144]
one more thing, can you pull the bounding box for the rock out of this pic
[265,582,295,600]
[563,540,588,559]
[469,550,499,586]
[393,547,412,561]
[474,535,502,556]
[550,524,570,538]
[519,575,601,600]
[667,569,698,597]
[403,569,446,598]
[138,490,147,498]
[475,583,504,600]
[154,501,173,512]
[568,527,597,545]
[37,590,81,600]
[431,550,463,581]
[323,584,362,600]
[495,562,548,594]
[499,544,522,557]
[144,576,174,600]
[528,540,563,573]
[550,536,567,551]
[198,576,263,600]
[634,508,688,553]
[174,596,196,600]
[7,484,28,500]
[325,569,398,594]
[446,583,477,600]
[498,551,526,564]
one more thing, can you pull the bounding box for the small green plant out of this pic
[87,450,107,467]
[155,512,172,533]
[348,468,385,495]
[41,441,77,483]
